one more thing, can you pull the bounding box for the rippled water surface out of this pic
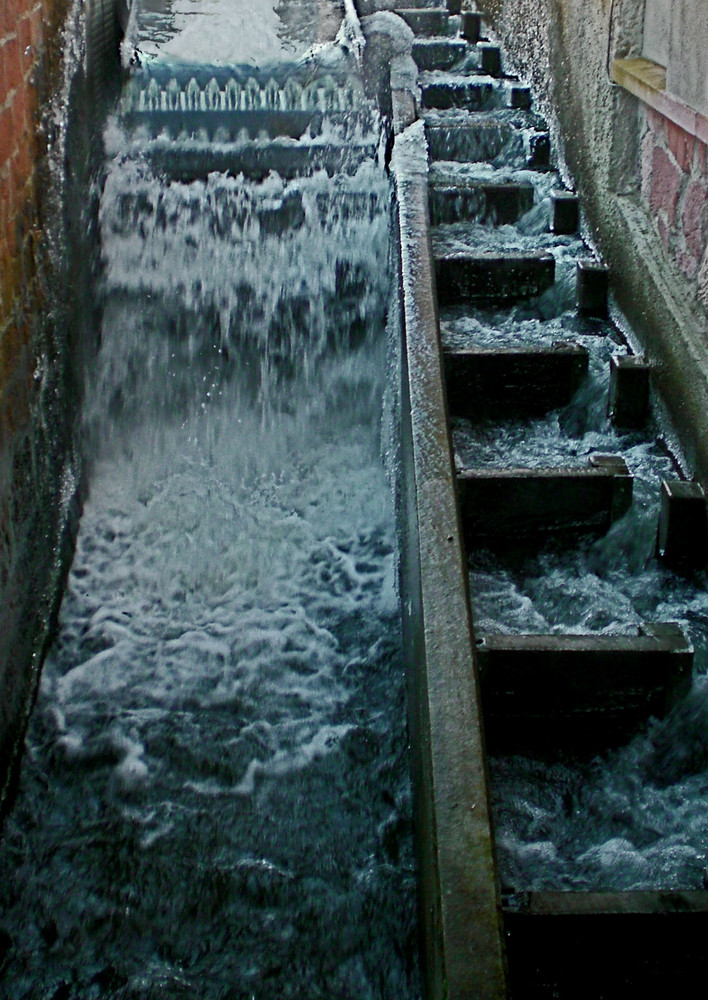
[0,70,420,996]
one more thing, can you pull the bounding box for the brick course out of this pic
[0,0,75,815]
[641,103,708,312]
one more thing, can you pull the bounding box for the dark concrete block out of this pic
[444,341,588,417]
[479,43,502,77]
[551,189,579,234]
[435,250,555,306]
[510,85,531,110]
[577,258,610,316]
[396,8,454,36]
[461,11,481,43]
[457,455,633,543]
[429,178,535,225]
[421,78,498,111]
[504,891,708,998]
[527,130,550,168]
[426,121,524,165]
[476,622,692,752]
[412,39,469,72]
[608,354,651,428]
[657,479,708,569]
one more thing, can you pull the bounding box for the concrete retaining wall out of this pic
[475,0,708,482]
[0,0,108,818]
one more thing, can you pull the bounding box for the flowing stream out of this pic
[0,7,421,995]
[437,152,708,895]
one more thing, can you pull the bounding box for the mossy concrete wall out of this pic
[0,0,102,818]
[476,0,708,483]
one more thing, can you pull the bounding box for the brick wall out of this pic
[0,0,77,815]
[641,107,708,314]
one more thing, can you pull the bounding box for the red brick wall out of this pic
[641,107,708,313]
[0,0,73,815]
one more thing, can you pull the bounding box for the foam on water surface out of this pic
[0,100,419,997]
[126,0,343,66]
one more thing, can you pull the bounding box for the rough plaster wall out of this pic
[667,0,708,118]
[0,0,89,818]
[475,0,708,482]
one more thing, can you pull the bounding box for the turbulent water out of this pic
[0,89,420,997]
[437,153,708,894]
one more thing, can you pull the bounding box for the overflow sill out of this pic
[391,119,507,1000]
[610,57,708,147]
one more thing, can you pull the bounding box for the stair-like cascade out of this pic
[386,1,708,995]
[0,17,422,1000]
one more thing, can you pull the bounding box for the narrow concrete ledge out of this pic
[504,890,708,995]
[477,623,692,752]
[610,57,708,147]
[457,456,633,544]
[391,120,507,1000]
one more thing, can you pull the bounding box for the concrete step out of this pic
[147,140,379,182]
[395,8,459,35]
[426,117,550,168]
[504,891,708,997]
[444,342,588,417]
[421,72,531,112]
[412,39,502,74]
[429,175,535,225]
[435,250,555,306]
[456,455,633,544]
[412,38,469,71]
[477,622,692,752]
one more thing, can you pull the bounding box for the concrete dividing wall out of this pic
[0,0,106,817]
[475,0,708,483]
[0,0,70,816]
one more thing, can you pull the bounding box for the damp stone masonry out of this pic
[0,0,91,817]
[475,0,708,486]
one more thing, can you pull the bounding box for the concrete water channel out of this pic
[2,0,708,997]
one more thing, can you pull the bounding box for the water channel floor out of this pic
[0,5,421,996]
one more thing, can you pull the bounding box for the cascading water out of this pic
[437,144,708,895]
[0,8,421,997]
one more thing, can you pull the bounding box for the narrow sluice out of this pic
[0,5,421,997]
[384,0,708,992]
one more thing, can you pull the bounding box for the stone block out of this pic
[682,179,708,261]
[527,131,550,169]
[649,145,681,226]
[460,11,481,44]
[426,120,526,166]
[657,479,708,569]
[504,889,708,996]
[435,250,555,305]
[577,259,609,317]
[457,454,633,544]
[412,39,468,72]
[668,119,694,173]
[476,622,692,752]
[510,85,531,111]
[608,354,651,428]
[421,78,497,111]
[444,341,588,418]
[396,8,454,37]
[550,190,579,234]
[478,43,501,78]
[429,177,534,225]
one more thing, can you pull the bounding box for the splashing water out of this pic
[0,94,420,998]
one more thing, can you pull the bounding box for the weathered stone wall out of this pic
[641,105,708,307]
[1,0,67,815]
[475,0,708,482]
[0,0,93,818]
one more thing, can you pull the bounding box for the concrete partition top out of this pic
[391,117,507,1000]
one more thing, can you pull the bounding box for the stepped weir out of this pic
[2,1,708,997]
